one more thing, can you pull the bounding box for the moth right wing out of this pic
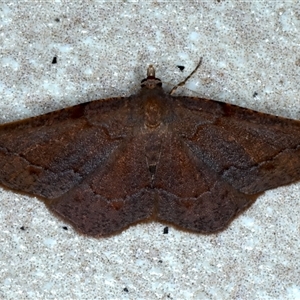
[173,96,300,195]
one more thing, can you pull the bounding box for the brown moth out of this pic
[1,61,300,237]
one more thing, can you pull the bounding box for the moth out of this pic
[1,61,300,237]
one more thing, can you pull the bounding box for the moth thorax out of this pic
[144,99,163,128]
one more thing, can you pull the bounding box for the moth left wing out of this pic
[0,98,133,199]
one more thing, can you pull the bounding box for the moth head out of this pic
[141,65,162,89]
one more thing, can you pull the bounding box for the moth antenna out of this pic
[169,57,203,95]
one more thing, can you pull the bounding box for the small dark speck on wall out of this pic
[163,227,169,234]
[52,57,57,64]
[177,65,185,72]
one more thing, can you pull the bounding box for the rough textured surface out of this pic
[1,66,300,238]
[0,2,300,300]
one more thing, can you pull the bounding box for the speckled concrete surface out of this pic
[0,2,300,300]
